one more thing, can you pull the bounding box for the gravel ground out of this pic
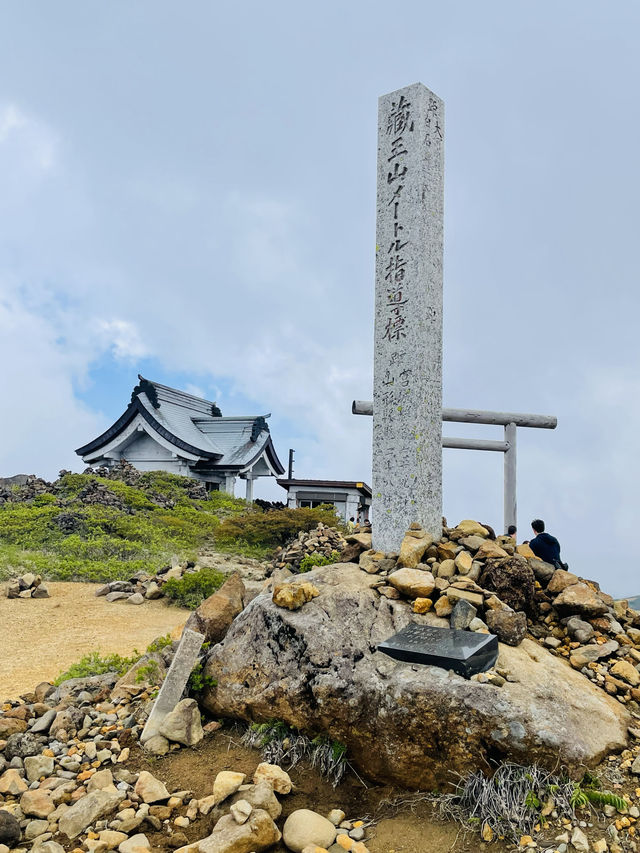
[0,581,187,699]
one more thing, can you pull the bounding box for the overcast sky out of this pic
[1,2,639,595]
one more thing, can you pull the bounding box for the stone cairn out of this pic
[95,562,199,607]
[271,524,347,573]
[6,574,49,600]
[0,635,372,853]
[334,519,640,705]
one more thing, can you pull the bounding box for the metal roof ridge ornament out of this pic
[131,375,160,409]
[251,416,269,442]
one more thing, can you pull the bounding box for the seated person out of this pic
[529,518,564,567]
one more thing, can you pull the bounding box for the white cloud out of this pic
[0,287,105,479]
[96,319,148,361]
[0,102,57,189]
[184,383,206,398]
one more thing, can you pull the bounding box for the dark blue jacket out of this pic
[529,532,561,565]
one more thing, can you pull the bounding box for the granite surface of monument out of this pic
[373,82,444,550]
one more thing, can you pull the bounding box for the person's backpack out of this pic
[554,559,569,571]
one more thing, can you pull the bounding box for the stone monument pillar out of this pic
[373,83,444,550]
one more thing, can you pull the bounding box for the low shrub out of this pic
[53,650,140,684]
[163,568,228,609]
[215,506,341,557]
[0,469,249,583]
[299,551,341,572]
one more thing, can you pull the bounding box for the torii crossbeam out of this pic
[352,401,557,534]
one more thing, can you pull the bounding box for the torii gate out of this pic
[352,401,557,533]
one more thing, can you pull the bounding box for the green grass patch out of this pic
[299,550,341,572]
[0,470,248,583]
[163,568,228,609]
[53,650,141,684]
[0,470,343,584]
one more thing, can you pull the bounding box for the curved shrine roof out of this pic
[75,378,285,474]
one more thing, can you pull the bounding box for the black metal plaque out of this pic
[377,623,498,677]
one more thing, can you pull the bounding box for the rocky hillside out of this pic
[0,464,337,585]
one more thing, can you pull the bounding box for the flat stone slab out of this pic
[141,628,204,744]
[377,623,498,677]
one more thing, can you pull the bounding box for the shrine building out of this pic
[75,377,285,498]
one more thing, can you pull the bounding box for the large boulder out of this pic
[185,572,245,644]
[479,557,537,615]
[553,583,608,618]
[201,563,629,790]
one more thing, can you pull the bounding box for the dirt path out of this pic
[0,582,187,700]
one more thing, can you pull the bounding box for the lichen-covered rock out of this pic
[201,562,630,790]
[485,610,527,646]
[272,582,320,610]
[111,653,167,702]
[480,558,536,615]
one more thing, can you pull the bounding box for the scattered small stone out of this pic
[212,770,246,805]
[134,771,170,804]
[253,762,292,795]
[283,809,338,853]
[230,799,252,825]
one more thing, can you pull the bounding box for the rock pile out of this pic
[202,521,638,789]
[0,461,207,511]
[339,519,640,713]
[96,562,200,606]
[6,574,49,600]
[271,525,347,573]
[0,476,51,507]
[0,652,372,853]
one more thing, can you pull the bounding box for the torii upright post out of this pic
[373,83,444,551]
